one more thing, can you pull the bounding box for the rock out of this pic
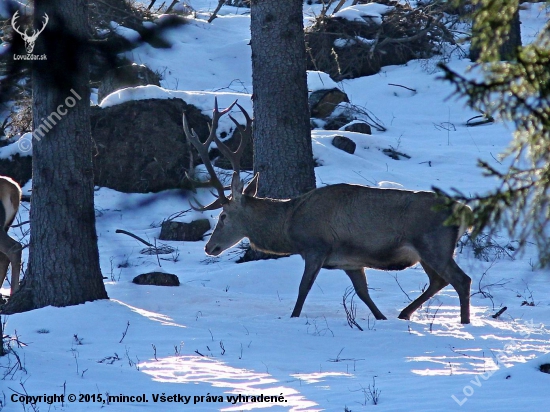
[98,64,161,103]
[309,88,349,118]
[344,121,372,135]
[159,219,211,241]
[0,154,32,189]
[3,97,252,194]
[132,272,180,286]
[332,135,356,154]
[90,98,211,193]
[323,112,355,130]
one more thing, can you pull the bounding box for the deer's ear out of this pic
[231,172,244,201]
[243,173,259,197]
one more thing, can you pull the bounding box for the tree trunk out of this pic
[469,2,521,61]
[498,7,521,61]
[3,0,108,314]
[250,0,316,199]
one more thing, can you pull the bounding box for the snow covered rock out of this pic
[98,63,160,102]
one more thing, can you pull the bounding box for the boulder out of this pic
[344,121,372,135]
[1,97,252,194]
[159,219,211,241]
[324,112,355,130]
[332,135,356,154]
[0,154,32,189]
[309,88,349,118]
[132,272,180,286]
[90,98,211,193]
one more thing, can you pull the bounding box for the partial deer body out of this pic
[0,176,22,295]
[184,100,472,324]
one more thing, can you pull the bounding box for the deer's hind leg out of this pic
[398,261,448,321]
[0,230,22,294]
[345,269,387,320]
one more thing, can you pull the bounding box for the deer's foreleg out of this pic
[291,251,327,317]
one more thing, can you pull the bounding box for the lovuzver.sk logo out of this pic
[11,10,48,60]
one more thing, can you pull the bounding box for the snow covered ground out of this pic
[1,1,549,411]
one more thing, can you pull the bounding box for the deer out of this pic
[0,176,22,295]
[11,11,49,54]
[183,99,472,324]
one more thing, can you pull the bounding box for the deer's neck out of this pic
[244,197,295,255]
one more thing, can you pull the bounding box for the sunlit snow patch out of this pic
[140,356,320,411]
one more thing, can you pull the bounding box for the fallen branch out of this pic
[388,83,417,93]
[491,306,507,319]
[207,0,226,23]
[115,229,154,247]
[466,114,495,127]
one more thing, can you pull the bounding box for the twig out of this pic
[388,83,417,93]
[466,114,494,127]
[166,0,178,13]
[207,0,226,23]
[115,229,153,247]
[119,321,130,343]
[429,303,442,332]
[392,274,412,302]
[332,0,347,14]
[10,220,29,228]
[342,287,364,331]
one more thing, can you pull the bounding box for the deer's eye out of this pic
[219,213,227,223]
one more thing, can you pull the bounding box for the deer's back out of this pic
[287,184,459,270]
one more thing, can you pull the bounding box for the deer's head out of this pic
[204,173,259,256]
[11,11,49,54]
[183,98,254,256]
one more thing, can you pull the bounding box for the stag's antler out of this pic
[183,98,252,211]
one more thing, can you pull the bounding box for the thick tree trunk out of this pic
[3,0,108,314]
[250,0,316,199]
[469,2,521,61]
[498,8,521,61]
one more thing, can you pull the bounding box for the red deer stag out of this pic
[184,100,472,324]
[0,176,22,295]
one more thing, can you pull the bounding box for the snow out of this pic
[307,71,339,93]
[0,133,33,158]
[110,21,141,42]
[99,85,252,134]
[2,2,550,411]
[333,3,395,25]
[334,36,375,48]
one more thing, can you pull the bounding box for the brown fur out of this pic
[0,176,22,294]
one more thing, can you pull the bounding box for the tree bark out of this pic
[3,0,108,313]
[469,2,521,62]
[250,0,316,199]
